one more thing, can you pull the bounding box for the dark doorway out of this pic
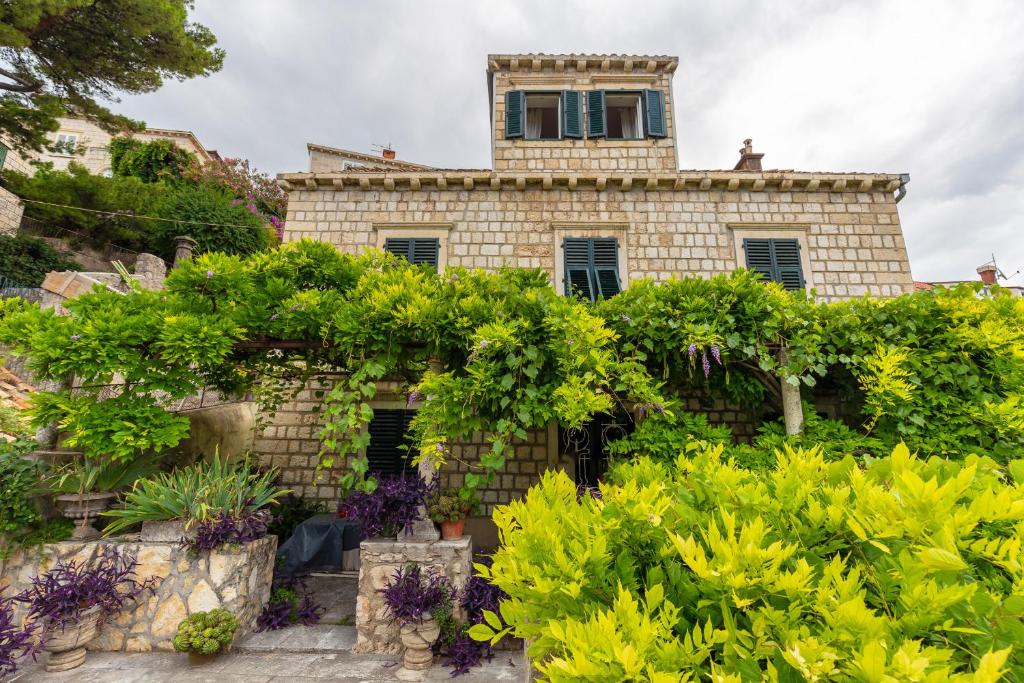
[559,413,633,488]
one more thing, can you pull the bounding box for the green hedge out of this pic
[0,233,79,286]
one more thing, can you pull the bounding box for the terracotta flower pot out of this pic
[42,605,102,672]
[440,518,465,540]
[55,492,116,541]
[397,616,441,679]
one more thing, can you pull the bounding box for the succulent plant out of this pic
[172,609,237,655]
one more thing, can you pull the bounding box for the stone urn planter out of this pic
[55,492,117,541]
[396,616,441,680]
[140,519,195,543]
[41,605,102,672]
[440,518,465,540]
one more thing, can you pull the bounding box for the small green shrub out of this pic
[0,234,79,286]
[606,403,733,463]
[102,454,287,535]
[172,609,237,655]
[153,184,273,258]
[109,137,194,183]
[473,443,1024,681]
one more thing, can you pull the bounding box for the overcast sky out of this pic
[115,0,1024,283]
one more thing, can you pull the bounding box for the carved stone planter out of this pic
[55,492,116,541]
[42,605,102,672]
[396,616,441,680]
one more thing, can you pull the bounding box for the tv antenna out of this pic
[987,254,1021,282]
[371,142,393,154]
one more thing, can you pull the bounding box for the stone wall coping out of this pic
[360,537,472,552]
[487,53,679,74]
[278,170,902,194]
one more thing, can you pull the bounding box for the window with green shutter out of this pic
[384,237,440,270]
[365,409,417,476]
[505,90,524,139]
[562,91,583,139]
[643,89,667,138]
[587,90,607,138]
[0,141,8,171]
[564,237,622,302]
[743,238,805,291]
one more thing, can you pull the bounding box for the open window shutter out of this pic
[562,91,583,139]
[564,238,595,301]
[505,90,524,139]
[643,89,666,138]
[591,238,621,298]
[366,409,415,476]
[586,90,606,138]
[383,238,412,261]
[743,238,774,283]
[771,239,804,291]
[410,238,439,269]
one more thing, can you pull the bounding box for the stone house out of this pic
[261,53,916,538]
[34,116,218,176]
[0,136,35,235]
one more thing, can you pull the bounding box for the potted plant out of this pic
[102,453,286,543]
[46,454,159,541]
[15,548,157,672]
[172,609,238,665]
[426,486,479,540]
[380,564,453,678]
[345,473,428,539]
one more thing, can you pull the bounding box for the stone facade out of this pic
[0,537,276,652]
[34,116,216,175]
[0,135,32,235]
[354,537,472,655]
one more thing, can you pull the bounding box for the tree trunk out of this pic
[778,346,804,436]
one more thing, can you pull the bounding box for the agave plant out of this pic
[45,454,161,495]
[101,453,287,535]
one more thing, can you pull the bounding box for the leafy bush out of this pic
[102,454,287,535]
[172,609,237,655]
[152,184,273,258]
[188,510,272,551]
[344,473,427,539]
[381,564,453,627]
[45,453,160,495]
[0,234,79,286]
[109,137,194,183]
[605,403,732,463]
[15,548,157,632]
[255,567,323,632]
[0,434,72,559]
[472,444,1024,680]
[426,486,479,523]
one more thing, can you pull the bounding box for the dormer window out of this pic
[605,93,643,140]
[525,93,560,140]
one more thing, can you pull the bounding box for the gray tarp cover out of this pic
[276,513,361,577]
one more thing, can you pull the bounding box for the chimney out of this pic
[734,138,764,171]
[173,235,197,266]
[382,147,396,160]
[977,263,998,285]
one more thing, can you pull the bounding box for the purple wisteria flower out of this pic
[702,351,711,378]
[620,314,632,323]
[710,345,722,365]
[435,443,445,454]
[269,313,280,321]
[69,334,81,341]
[687,343,697,358]
[205,270,214,279]
[407,390,424,405]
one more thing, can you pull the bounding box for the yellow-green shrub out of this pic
[474,444,1024,681]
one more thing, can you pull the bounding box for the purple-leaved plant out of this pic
[447,630,492,677]
[15,548,158,633]
[187,510,272,552]
[380,564,452,626]
[460,556,508,625]
[346,473,428,539]
[0,592,37,679]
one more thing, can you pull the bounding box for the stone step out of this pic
[237,624,357,654]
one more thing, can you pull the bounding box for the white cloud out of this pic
[116,0,1024,282]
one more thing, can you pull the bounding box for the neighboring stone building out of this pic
[261,53,916,531]
[0,136,34,235]
[35,116,218,176]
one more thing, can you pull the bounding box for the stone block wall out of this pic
[0,537,276,652]
[0,186,24,236]
[354,537,472,655]
[280,180,914,301]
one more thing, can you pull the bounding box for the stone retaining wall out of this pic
[354,537,472,655]
[0,536,276,652]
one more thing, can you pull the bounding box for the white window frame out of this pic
[373,222,452,273]
[524,92,562,141]
[551,223,630,296]
[728,223,814,294]
[52,133,79,156]
[605,92,644,141]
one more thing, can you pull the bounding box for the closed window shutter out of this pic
[562,91,583,139]
[586,90,606,138]
[564,237,621,301]
[384,238,439,270]
[505,90,524,139]
[366,409,416,476]
[0,142,7,171]
[771,239,805,291]
[564,238,595,300]
[744,238,804,291]
[643,90,667,138]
